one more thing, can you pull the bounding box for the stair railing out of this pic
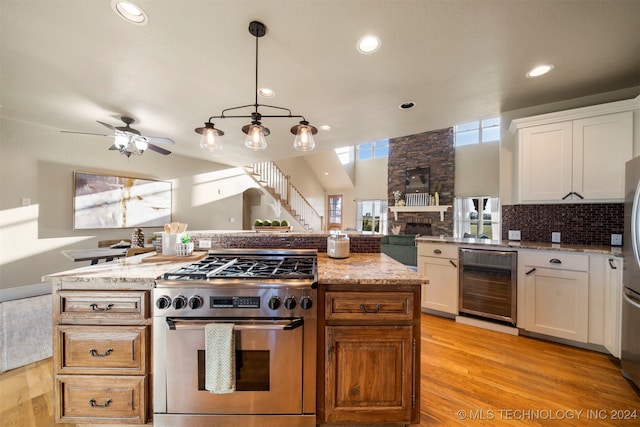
[248,161,324,231]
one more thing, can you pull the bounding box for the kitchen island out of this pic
[44,250,424,426]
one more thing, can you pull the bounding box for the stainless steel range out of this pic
[153,249,318,427]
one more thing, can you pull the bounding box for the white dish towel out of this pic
[204,323,236,394]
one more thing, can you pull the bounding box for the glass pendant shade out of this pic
[245,124,268,150]
[293,124,316,151]
[199,127,222,151]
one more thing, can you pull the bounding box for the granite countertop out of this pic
[43,252,425,287]
[415,236,623,256]
[317,253,425,286]
[43,252,193,289]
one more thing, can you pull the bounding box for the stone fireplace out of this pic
[388,128,455,237]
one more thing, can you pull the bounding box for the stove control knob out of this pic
[188,295,204,309]
[284,296,297,310]
[300,296,313,310]
[268,296,281,310]
[156,295,172,310]
[172,295,187,310]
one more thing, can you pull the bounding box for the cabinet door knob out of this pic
[359,303,381,313]
[449,260,457,268]
[608,258,617,269]
[526,268,537,275]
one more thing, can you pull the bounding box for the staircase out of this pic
[245,161,324,231]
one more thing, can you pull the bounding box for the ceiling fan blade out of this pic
[146,144,172,155]
[61,130,111,137]
[145,136,175,145]
[97,120,117,131]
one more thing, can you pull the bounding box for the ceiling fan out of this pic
[62,116,175,157]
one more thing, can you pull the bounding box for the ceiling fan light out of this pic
[244,124,268,151]
[114,134,129,148]
[134,139,148,151]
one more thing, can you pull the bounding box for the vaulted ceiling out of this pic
[1,0,638,169]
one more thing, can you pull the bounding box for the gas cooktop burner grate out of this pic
[162,254,317,281]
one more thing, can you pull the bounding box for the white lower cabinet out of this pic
[604,257,623,358]
[521,251,589,342]
[417,243,458,315]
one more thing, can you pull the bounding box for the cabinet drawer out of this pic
[325,291,414,321]
[521,251,588,272]
[418,242,458,259]
[57,291,148,321]
[55,375,146,424]
[56,325,147,374]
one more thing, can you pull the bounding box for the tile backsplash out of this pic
[501,203,624,246]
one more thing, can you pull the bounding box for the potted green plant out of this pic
[175,234,194,256]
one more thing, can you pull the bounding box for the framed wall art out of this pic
[73,171,172,230]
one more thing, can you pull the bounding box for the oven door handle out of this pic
[166,317,304,331]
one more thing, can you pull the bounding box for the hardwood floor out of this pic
[2,313,639,426]
[421,314,640,426]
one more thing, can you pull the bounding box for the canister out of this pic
[327,233,350,258]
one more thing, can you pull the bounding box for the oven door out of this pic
[163,317,304,415]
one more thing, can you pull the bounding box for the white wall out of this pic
[0,118,259,289]
[454,142,500,197]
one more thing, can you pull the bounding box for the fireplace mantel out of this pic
[389,205,452,221]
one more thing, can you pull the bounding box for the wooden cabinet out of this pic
[520,251,590,342]
[604,257,623,357]
[512,107,633,203]
[318,285,420,425]
[53,289,150,424]
[417,242,459,315]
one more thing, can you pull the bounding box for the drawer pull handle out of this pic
[89,348,113,358]
[88,398,112,408]
[359,303,381,313]
[90,303,114,311]
[433,249,442,254]
[526,268,537,275]
[549,258,562,264]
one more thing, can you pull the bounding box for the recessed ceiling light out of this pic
[111,0,148,25]
[526,64,554,78]
[324,172,329,176]
[399,101,415,110]
[320,125,331,131]
[258,87,275,97]
[357,35,381,54]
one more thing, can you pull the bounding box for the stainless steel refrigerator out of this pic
[622,156,640,387]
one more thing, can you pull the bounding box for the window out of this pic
[357,139,389,160]
[328,195,343,230]
[355,200,388,234]
[454,196,500,239]
[454,117,500,147]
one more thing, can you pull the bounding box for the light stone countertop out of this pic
[416,236,623,257]
[43,252,425,288]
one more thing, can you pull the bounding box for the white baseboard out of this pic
[455,315,519,336]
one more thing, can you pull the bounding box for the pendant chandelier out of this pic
[195,21,317,152]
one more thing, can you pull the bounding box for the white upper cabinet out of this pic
[511,99,637,203]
